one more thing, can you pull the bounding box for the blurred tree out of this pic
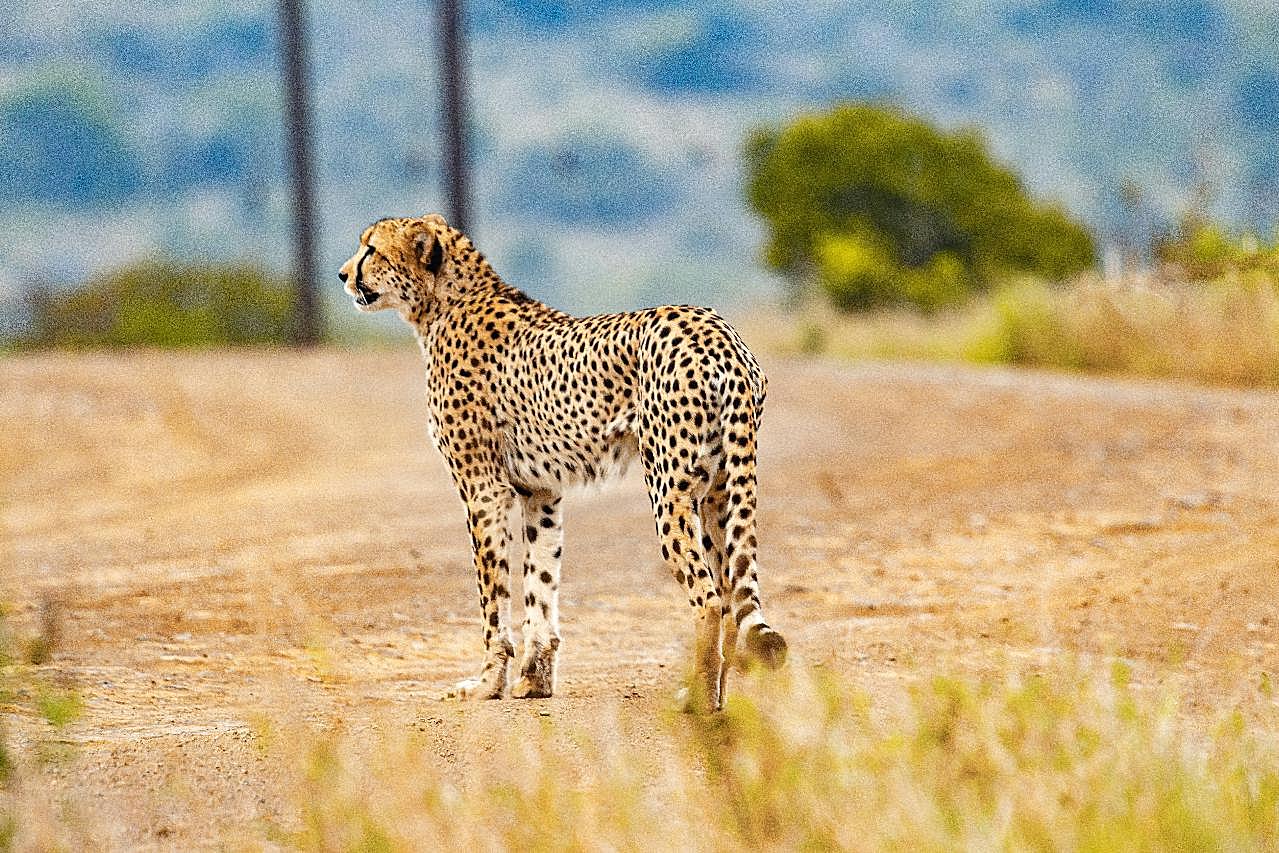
[30,261,293,348]
[744,102,1096,311]
[1154,215,1279,281]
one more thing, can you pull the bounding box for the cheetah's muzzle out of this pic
[354,282,380,306]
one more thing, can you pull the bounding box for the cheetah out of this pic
[339,214,787,711]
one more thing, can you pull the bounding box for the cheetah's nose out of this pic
[338,270,348,283]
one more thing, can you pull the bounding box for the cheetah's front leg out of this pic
[512,490,563,699]
[447,483,515,700]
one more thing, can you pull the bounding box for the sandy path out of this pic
[2,350,1278,848]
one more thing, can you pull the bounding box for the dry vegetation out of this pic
[745,272,1279,388]
[1,606,86,851]
[270,664,1279,852]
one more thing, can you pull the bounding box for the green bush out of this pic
[814,230,900,310]
[745,102,1096,311]
[1157,222,1279,281]
[817,230,970,314]
[985,279,1085,369]
[901,251,968,313]
[31,260,295,347]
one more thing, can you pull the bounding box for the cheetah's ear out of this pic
[425,235,444,275]
[411,225,445,276]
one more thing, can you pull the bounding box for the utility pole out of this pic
[279,0,322,345]
[438,0,471,233]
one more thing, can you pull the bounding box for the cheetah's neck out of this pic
[408,232,565,333]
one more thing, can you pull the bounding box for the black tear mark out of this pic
[354,244,375,289]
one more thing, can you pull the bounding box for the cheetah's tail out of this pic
[719,367,787,670]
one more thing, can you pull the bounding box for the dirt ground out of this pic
[3,349,1279,849]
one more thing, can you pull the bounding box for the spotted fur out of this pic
[339,214,787,711]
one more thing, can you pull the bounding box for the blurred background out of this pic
[2,0,1278,371]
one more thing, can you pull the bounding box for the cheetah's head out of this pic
[338,215,449,317]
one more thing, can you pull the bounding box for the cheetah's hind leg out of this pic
[511,636,559,699]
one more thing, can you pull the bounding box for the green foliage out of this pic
[1156,221,1279,281]
[744,102,1097,311]
[32,260,295,348]
[814,230,900,311]
[986,279,1085,369]
[34,690,81,730]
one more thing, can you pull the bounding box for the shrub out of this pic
[987,279,1085,369]
[745,265,1279,388]
[817,231,970,314]
[1157,222,1279,281]
[814,230,900,311]
[744,102,1096,311]
[30,259,295,347]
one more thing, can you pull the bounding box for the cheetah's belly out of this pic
[498,408,640,490]
[494,321,644,491]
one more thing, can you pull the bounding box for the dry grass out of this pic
[8,659,1278,850]
[252,663,1279,852]
[0,607,88,853]
[738,301,1000,364]
[742,271,1279,387]
[989,274,1279,386]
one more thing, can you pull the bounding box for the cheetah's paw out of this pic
[445,655,509,701]
[446,674,505,701]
